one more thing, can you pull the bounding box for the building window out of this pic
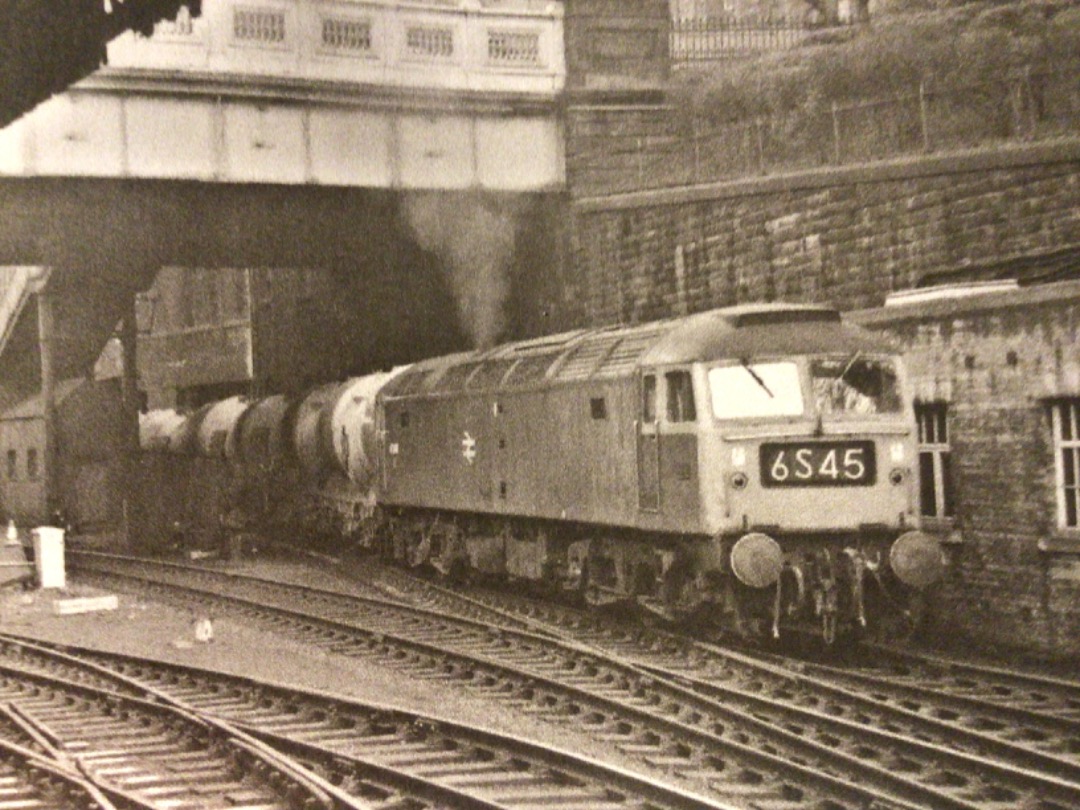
[26,449,38,480]
[590,397,607,420]
[405,26,454,59]
[916,402,953,519]
[1051,399,1080,529]
[234,8,286,44]
[322,17,372,52]
[6,450,16,480]
[488,30,540,65]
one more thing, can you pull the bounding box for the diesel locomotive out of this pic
[141,303,945,643]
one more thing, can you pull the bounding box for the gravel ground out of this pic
[0,551,675,791]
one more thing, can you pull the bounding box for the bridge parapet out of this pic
[107,0,564,94]
[0,0,565,190]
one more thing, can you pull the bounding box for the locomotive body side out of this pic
[374,304,943,640]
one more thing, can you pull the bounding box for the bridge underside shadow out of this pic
[0,177,404,269]
[0,177,563,406]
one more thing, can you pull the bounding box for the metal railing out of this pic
[671,16,821,62]
[568,62,1080,195]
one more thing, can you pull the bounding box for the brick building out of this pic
[852,275,1080,656]
[0,378,125,529]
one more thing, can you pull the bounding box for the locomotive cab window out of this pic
[709,361,803,419]
[641,375,657,423]
[811,356,901,415]
[665,370,696,422]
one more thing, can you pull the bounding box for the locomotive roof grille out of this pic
[467,359,516,390]
[382,369,431,397]
[433,361,484,392]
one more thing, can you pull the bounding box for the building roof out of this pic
[0,379,83,421]
[916,243,1080,288]
[852,279,1080,327]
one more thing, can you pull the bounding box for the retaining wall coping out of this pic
[572,138,1080,211]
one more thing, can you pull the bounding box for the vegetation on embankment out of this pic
[669,0,1080,127]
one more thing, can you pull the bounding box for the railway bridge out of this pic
[0,0,669,524]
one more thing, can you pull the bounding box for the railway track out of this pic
[0,645,357,809]
[0,632,734,810]
[70,550,1080,810]
[363,559,1080,787]
[0,732,139,810]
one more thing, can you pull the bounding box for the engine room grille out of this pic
[594,327,668,377]
[556,334,622,381]
[468,360,516,390]
[505,353,558,386]
[433,361,483,392]
[383,369,431,397]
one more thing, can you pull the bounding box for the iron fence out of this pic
[671,16,820,62]
[568,62,1080,195]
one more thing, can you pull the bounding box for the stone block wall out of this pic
[563,0,671,91]
[854,284,1080,657]
[557,128,1080,331]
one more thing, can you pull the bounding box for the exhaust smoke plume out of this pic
[402,192,523,349]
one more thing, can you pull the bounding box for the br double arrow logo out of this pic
[462,431,477,464]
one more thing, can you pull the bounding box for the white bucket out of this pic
[32,527,65,589]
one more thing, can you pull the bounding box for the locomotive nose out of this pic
[889,531,945,588]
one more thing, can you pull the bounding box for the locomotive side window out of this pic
[916,402,953,519]
[642,375,657,423]
[709,361,802,419]
[1051,399,1080,529]
[811,356,902,415]
[665,371,696,422]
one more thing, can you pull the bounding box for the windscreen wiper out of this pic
[836,350,862,383]
[740,358,774,398]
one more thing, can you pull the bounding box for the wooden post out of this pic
[120,293,140,549]
[37,288,58,522]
